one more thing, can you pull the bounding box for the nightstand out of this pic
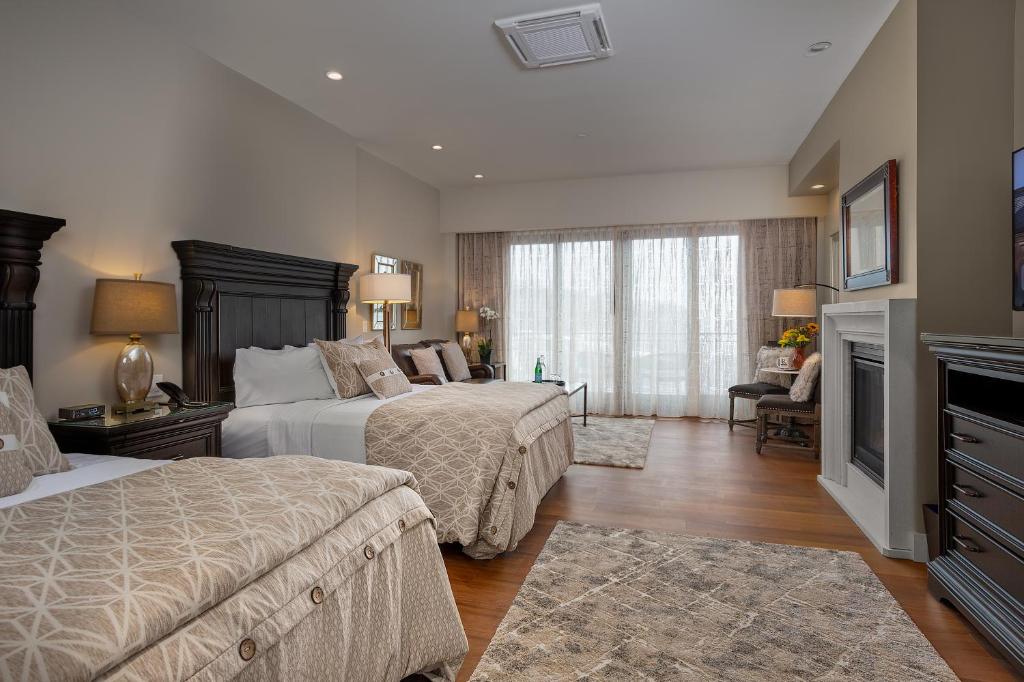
[48,402,232,460]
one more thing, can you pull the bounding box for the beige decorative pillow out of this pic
[314,337,391,399]
[0,367,69,475]
[440,341,471,382]
[356,356,413,400]
[410,347,448,383]
[0,395,33,497]
[754,346,797,388]
[789,352,823,403]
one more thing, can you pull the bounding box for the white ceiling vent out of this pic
[496,4,613,69]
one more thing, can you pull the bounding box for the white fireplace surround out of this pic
[818,299,927,561]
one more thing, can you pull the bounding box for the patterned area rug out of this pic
[471,522,957,681]
[572,417,654,469]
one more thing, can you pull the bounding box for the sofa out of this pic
[391,339,496,385]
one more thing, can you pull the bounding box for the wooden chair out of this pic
[728,382,789,430]
[754,394,821,458]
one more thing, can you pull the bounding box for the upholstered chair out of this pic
[754,352,822,458]
[727,346,792,430]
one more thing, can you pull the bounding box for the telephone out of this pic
[156,382,209,409]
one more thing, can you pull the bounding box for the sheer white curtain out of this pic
[505,222,745,418]
[620,224,743,417]
[507,228,618,414]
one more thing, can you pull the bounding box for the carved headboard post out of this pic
[0,209,65,378]
[173,240,357,403]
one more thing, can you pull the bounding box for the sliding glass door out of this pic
[506,224,741,418]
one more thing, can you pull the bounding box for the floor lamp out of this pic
[360,273,411,350]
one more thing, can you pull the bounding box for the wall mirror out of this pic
[370,254,399,331]
[841,159,899,290]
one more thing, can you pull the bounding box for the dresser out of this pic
[48,402,232,460]
[922,334,1024,675]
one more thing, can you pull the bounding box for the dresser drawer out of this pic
[947,510,1024,605]
[948,462,1024,547]
[946,412,1024,483]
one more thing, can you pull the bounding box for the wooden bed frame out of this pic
[172,240,358,403]
[0,209,65,378]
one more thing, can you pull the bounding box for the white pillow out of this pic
[410,347,448,383]
[233,346,335,407]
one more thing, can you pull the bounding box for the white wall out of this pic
[0,0,452,416]
[441,166,826,233]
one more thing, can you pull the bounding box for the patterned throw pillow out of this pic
[789,352,823,402]
[439,341,472,382]
[314,337,391,399]
[754,346,797,388]
[0,367,69,475]
[356,356,413,400]
[410,347,448,383]
[0,393,33,497]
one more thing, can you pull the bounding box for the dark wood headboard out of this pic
[0,209,65,378]
[172,240,358,403]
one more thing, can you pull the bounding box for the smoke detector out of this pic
[495,4,613,69]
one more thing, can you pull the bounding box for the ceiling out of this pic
[128,0,897,189]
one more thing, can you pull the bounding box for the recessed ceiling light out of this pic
[576,132,589,138]
[811,184,826,190]
[473,173,484,179]
[805,41,832,56]
[325,70,343,81]
[431,144,444,151]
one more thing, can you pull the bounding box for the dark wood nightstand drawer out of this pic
[111,429,215,460]
[947,462,1024,551]
[946,412,1024,483]
[947,510,1024,606]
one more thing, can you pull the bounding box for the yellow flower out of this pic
[807,322,820,334]
[797,334,810,344]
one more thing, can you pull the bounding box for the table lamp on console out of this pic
[360,273,411,351]
[90,274,178,413]
[455,306,479,359]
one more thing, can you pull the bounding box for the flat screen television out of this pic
[1014,147,1024,310]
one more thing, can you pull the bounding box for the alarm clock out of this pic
[58,403,106,421]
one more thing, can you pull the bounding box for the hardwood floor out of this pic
[442,418,1021,681]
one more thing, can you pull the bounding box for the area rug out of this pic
[572,417,654,469]
[471,522,957,681]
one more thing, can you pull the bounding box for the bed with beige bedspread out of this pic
[365,381,573,559]
[0,456,467,681]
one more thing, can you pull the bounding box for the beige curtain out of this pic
[457,232,509,363]
[739,217,817,383]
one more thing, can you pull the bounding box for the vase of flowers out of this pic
[778,322,819,368]
[477,305,500,365]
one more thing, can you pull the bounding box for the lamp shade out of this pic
[360,273,412,303]
[455,308,479,333]
[90,278,178,335]
[771,288,816,318]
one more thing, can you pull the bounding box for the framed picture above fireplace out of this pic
[841,159,899,291]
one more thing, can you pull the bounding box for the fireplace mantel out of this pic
[818,299,926,561]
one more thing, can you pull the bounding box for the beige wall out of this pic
[790,0,918,302]
[790,0,1015,535]
[0,1,452,416]
[441,166,827,233]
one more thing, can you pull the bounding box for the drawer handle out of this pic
[952,535,983,553]
[950,432,980,444]
[951,483,982,498]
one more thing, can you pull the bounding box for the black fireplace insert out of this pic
[850,342,885,486]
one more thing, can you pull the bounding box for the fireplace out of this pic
[850,343,884,486]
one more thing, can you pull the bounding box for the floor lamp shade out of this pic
[771,288,817,317]
[90,277,178,410]
[360,273,411,350]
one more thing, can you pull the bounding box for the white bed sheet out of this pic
[221,384,436,462]
[0,452,167,510]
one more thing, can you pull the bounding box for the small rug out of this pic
[471,522,957,681]
[572,417,653,469]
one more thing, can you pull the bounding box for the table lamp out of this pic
[90,274,178,413]
[455,307,479,356]
[361,273,411,350]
